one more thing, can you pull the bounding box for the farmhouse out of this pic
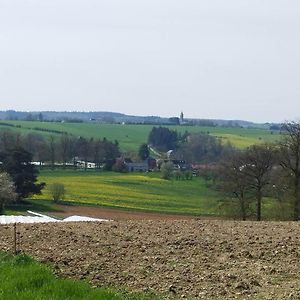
[125,162,149,172]
[145,157,157,170]
[76,160,96,169]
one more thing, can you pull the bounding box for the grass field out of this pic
[29,170,293,220]
[33,170,220,216]
[0,252,160,300]
[0,120,280,151]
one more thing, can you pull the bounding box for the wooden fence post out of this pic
[13,222,17,255]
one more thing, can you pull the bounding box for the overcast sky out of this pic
[0,0,300,122]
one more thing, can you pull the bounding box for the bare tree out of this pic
[59,134,72,169]
[279,122,300,221]
[76,137,90,171]
[49,136,56,170]
[243,144,275,221]
[217,144,275,221]
[217,152,253,220]
[0,130,17,152]
[92,139,104,170]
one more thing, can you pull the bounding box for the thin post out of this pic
[13,222,17,255]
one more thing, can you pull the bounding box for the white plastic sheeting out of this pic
[62,215,108,222]
[0,211,109,225]
[0,215,57,225]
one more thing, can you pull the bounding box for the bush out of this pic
[160,162,174,180]
[49,183,65,203]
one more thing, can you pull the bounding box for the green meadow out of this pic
[30,170,291,220]
[0,120,280,151]
[0,252,160,300]
[34,170,220,216]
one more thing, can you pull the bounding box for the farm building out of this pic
[76,160,96,169]
[145,157,157,169]
[125,162,149,172]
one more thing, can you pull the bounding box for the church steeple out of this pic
[180,112,184,124]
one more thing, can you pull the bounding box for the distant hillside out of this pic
[0,110,272,128]
[0,120,280,151]
[0,110,170,124]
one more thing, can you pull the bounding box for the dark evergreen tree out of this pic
[138,143,150,161]
[148,127,178,151]
[0,147,45,201]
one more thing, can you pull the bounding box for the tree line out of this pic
[0,130,120,170]
[0,130,121,213]
[148,126,233,163]
[148,123,300,221]
[215,122,300,221]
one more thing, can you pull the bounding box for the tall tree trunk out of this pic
[50,137,55,171]
[240,192,246,221]
[256,188,262,221]
[84,155,87,171]
[293,174,300,221]
[73,157,77,170]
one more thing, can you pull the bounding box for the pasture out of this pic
[0,252,159,300]
[33,170,220,216]
[0,120,280,151]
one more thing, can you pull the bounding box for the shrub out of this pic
[49,183,65,203]
[160,162,174,180]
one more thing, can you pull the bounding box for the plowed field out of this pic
[1,220,299,299]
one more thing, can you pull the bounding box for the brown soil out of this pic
[53,204,196,220]
[1,220,300,299]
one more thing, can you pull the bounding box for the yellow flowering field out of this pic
[34,171,220,215]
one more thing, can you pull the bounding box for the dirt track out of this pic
[1,220,300,299]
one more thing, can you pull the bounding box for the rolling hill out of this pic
[0,120,280,151]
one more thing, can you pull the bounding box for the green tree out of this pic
[138,143,150,161]
[175,133,229,164]
[0,172,17,214]
[148,127,178,151]
[161,161,174,180]
[0,147,45,202]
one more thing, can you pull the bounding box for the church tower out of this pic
[180,112,184,124]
